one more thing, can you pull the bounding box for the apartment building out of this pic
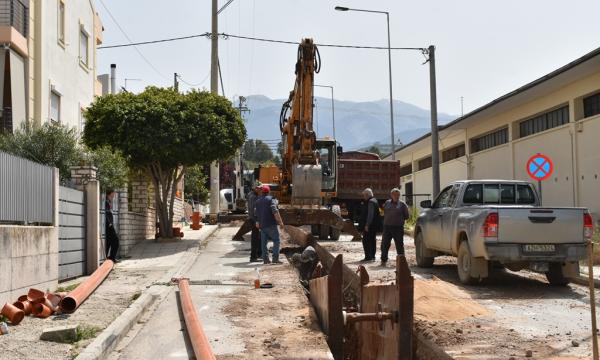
[387,46,600,218]
[0,0,102,134]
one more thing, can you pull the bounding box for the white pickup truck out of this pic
[415,180,594,286]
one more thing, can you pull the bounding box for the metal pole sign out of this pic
[526,153,553,205]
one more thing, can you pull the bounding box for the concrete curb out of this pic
[570,275,600,288]
[75,225,220,360]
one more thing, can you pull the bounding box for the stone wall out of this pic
[0,226,58,305]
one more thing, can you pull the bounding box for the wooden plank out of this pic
[359,284,398,360]
[397,255,414,360]
[328,255,344,360]
[309,275,330,333]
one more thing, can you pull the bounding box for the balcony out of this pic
[0,0,28,37]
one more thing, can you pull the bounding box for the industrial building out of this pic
[387,46,600,219]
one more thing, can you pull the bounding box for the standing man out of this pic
[360,188,381,262]
[247,183,262,262]
[105,190,120,262]
[380,188,410,266]
[255,185,284,264]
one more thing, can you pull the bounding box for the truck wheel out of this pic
[330,227,341,241]
[546,263,569,286]
[457,241,480,285]
[415,232,434,268]
[319,225,330,240]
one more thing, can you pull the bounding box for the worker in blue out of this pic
[255,184,285,264]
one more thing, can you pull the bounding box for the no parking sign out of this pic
[526,153,553,204]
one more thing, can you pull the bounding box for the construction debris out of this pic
[40,325,79,343]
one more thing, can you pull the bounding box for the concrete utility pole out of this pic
[110,64,116,94]
[428,45,440,198]
[235,96,250,203]
[174,73,179,92]
[209,0,220,223]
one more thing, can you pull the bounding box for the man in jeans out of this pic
[247,183,262,262]
[381,188,409,266]
[255,185,285,264]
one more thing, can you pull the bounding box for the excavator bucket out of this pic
[291,164,322,206]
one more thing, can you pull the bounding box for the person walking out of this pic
[360,188,381,262]
[380,188,410,266]
[247,183,262,262]
[105,190,120,262]
[255,185,285,264]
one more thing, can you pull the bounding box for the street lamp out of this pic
[335,5,396,160]
[314,84,335,140]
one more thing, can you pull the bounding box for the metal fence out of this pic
[58,186,86,280]
[0,150,55,225]
[0,0,28,37]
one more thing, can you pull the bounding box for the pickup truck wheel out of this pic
[457,241,479,285]
[546,263,569,286]
[318,225,330,240]
[415,232,434,268]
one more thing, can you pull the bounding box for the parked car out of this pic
[415,180,593,286]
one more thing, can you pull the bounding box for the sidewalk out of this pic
[0,225,217,360]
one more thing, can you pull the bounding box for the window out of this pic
[470,127,508,153]
[50,91,61,122]
[584,92,600,118]
[442,144,466,163]
[58,2,65,45]
[432,186,453,209]
[399,164,412,177]
[417,156,432,171]
[463,183,536,205]
[519,105,569,138]
[80,29,89,67]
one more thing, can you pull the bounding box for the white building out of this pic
[0,0,103,134]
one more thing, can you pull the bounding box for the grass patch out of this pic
[56,282,80,293]
[75,325,102,342]
[130,291,142,302]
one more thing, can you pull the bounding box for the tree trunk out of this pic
[148,164,186,239]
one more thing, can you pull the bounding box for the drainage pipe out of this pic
[176,278,216,360]
[60,259,114,313]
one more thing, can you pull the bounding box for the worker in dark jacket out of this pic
[105,190,119,262]
[247,183,262,262]
[255,185,285,264]
[380,187,410,266]
[360,188,381,262]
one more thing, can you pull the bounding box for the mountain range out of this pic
[242,95,455,151]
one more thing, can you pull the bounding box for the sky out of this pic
[96,0,600,117]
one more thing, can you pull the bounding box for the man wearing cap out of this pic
[255,185,285,264]
[247,183,262,262]
[380,187,410,266]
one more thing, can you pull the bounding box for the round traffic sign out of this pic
[526,154,553,181]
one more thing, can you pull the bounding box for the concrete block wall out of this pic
[0,226,58,305]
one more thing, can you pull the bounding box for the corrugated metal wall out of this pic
[0,150,55,224]
[58,186,86,280]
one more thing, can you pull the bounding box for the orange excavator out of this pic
[233,38,358,241]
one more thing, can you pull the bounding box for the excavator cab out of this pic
[315,139,337,197]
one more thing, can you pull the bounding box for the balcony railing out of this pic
[0,0,28,37]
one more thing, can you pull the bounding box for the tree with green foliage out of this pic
[83,87,246,238]
[184,165,209,203]
[82,146,129,191]
[366,145,382,158]
[242,139,274,164]
[0,123,82,183]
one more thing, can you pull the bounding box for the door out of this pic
[440,184,461,251]
[59,186,86,280]
[426,185,455,251]
[404,182,413,206]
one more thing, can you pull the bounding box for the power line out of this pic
[99,32,426,52]
[98,0,168,79]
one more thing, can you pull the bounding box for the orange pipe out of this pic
[177,278,216,360]
[1,303,24,325]
[60,259,114,313]
[32,303,52,318]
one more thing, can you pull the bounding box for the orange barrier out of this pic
[60,259,114,313]
[176,278,216,360]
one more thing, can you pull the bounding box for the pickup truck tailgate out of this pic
[497,208,584,244]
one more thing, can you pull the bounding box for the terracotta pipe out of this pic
[46,293,62,311]
[13,300,32,316]
[2,303,25,325]
[60,259,114,313]
[176,278,216,360]
[27,288,45,302]
[32,303,52,318]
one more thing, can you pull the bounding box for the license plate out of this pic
[523,244,555,253]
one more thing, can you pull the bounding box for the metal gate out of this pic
[58,186,86,280]
[100,192,120,261]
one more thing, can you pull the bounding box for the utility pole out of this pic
[174,73,179,92]
[428,45,440,198]
[209,0,220,223]
[235,96,250,203]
